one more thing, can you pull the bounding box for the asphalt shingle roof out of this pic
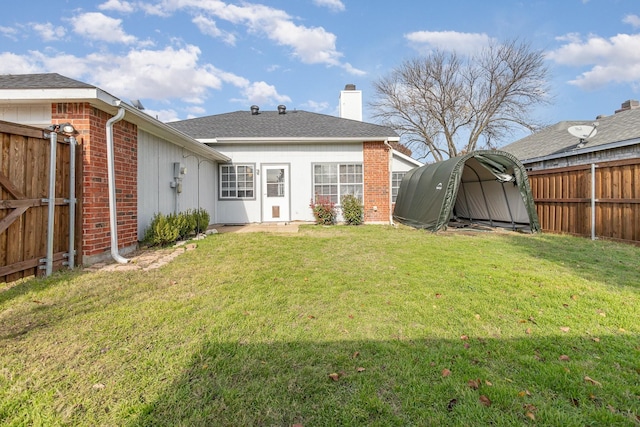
[168,110,399,139]
[501,107,640,161]
[0,73,95,89]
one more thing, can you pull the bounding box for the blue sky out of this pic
[1,0,639,148]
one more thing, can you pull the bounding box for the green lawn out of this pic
[1,225,639,426]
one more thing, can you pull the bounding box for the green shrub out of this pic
[341,194,363,225]
[143,213,180,246]
[192,208,211,233]
[309,197,336,225]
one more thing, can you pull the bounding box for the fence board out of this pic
[528,158,640,244]
[0,121,74,282]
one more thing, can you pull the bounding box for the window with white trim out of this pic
[313,163,363,204]
[392,172,407,203]
[219,164,255,199]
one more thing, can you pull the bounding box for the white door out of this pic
[262,164,290,222]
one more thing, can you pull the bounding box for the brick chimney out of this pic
[615,99,639,114]
[338,84,362,121]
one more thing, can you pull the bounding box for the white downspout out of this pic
[106,105,129,263]
[383,139,395,226]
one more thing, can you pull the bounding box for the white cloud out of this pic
[150,0,361,72]
[0,44,251,106]
[547,33,640,89]
[0,26,19,41]
[192,15,236,45]
[99,0,136,13]
[31,23,66,42]
[623,14,640,28]
[233,81,291,106]
[141,107,180,122]
[313,0,346,12]
[341,62,366,76]
[71,12,137,44]
[0,52,43,74]
[300,99,330,112]
[405,30,493,55]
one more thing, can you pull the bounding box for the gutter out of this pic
[106,103,128,264]
[383,139,395,226]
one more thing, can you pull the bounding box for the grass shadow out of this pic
[491,232,640,290]
[131,334,639,427]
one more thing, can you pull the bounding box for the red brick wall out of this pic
[363,141,390,223]
[52,103,138,263]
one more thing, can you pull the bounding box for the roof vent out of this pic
[277,105,286,114]
[344,83,356,91]
[250,105,260,115]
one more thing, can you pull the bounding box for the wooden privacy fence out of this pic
[0,120,78,282]
[528,158,640,244]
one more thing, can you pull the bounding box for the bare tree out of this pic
[370,40,550,162]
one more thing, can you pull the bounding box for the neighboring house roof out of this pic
[0,73,96,89]
[0,73,229,161]
[501,107,640,163]
[168,110,399,141]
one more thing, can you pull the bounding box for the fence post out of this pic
[44,131,57,276]
[591,163,596,241]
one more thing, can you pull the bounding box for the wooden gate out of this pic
[528,158,640,244]
[1,120,77,282]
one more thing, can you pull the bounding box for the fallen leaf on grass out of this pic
[525,412,536,420]
[92,383,105,390]
[356,367,366,372]
[525,328,532,334]
[560,327,570,333]
[597,309,606,317]
[584,376,602,386]
[559,355,570,361]
[485,380,493,386]
[524,403,537,412]
[467,379,480,389]
[352,351,360,358]
[460,335,469,340]
[435,293,442,298]
[592,337,600,342]
[479,395,492,407]
[442,368,451,377]
[571,294,579,300]
[328,373,340,381]
[518,390,531,397]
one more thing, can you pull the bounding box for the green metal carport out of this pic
[393,150,540,232]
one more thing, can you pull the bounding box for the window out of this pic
[313,163,363,204]
[392,172,407,203]
[220,164,255,199]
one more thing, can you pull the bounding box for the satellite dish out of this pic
[567,125,597,140]
[131,99,145,110]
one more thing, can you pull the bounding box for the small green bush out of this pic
[143,208,211,246]
[192,208,211,233]
[341,194,363,225]
[143,213,180,246]
[168,212,196,240]
[310,197,336,225]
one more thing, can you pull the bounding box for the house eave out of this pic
[0,88,230,162]
[519,137,640,165]
[198,136,401,144]
[391,149,423,167]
